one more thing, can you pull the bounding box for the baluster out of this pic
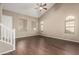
[12,30,14,46]
[4,27,6,42]
[0,24,15,50]
[7,28,9,43]
[6,29,8,43]
[13,29,15,50]
[9,30,10,44]
[5,27,7,42]
[4,27,6,41]
[10,31,12,45]
[3,26,5,41]
[6,28,8,43]
[2,26,4,41]
[0,24,1,40]
[1,26,3,40]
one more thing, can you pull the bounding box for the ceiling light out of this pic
[35,3,47,11]
[39,7,43,10]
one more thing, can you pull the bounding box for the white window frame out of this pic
[40,21,44,31]
[65,16,75,34]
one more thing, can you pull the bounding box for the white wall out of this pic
[2,4,79,42]
[3,10,39,38]
[0,4,2,22]
[40,3,79,43]
[0,4,2,38]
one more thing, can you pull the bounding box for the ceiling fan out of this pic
[35,3,47,11]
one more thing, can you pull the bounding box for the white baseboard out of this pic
[42,35,79,43]
[16,35,39,39]
[16,34,38,38]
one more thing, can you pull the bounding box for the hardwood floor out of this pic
[4,35,79,55]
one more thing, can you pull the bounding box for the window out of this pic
[32,20,37,31]
[40,21,44,31]
[65,16,75,34]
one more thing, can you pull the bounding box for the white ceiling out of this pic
[2,3,55,18]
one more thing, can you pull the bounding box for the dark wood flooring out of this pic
[4,35,79,55]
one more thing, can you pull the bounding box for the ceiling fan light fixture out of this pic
[39,7,43,10]
[35,3,47,11]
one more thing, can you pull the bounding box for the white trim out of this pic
[57,37,79,43]
[61,38,79,43]
[42,35,79,43]
[0,39,15,50]
[0,40,12,46]
[0,40,15,55]
[16,34,38,38]
[0,49,15,55]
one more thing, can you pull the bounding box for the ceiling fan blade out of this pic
[43,8,47,10]
[43,3,47,6]
[40,10,42,11]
